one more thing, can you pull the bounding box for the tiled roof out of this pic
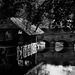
[0,19,18,29]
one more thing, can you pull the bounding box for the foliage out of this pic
[0,0,75,31]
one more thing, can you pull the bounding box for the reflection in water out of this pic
[37,64,75,75]
[27,63,75,75]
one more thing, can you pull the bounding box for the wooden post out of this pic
[35,36,37,65]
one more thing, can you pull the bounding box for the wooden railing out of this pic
[25,62,43,75]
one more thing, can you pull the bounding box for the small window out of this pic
[18,30,23,34]
[5,30,12,41]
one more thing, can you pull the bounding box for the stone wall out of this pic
[36,33,75,66]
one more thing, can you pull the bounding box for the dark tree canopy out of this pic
[0,0,75,31]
